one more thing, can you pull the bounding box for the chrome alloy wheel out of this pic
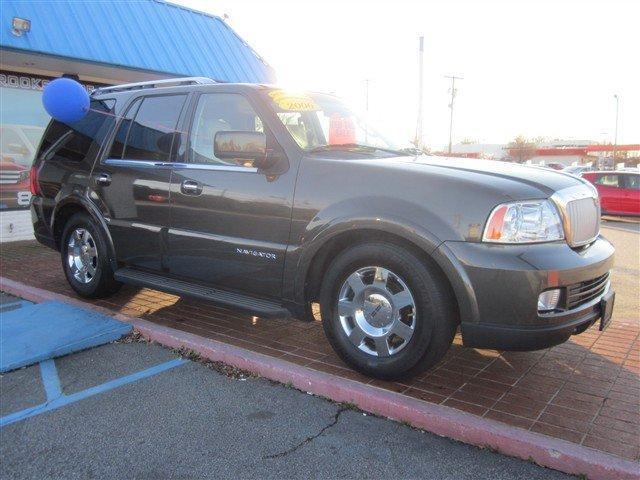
[67,228,98,284]
[337,266,417,357]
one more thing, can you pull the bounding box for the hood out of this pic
[378,155,585,197]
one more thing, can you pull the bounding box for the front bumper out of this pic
[441,235,615,351]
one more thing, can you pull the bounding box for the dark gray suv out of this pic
[30,78,615,379]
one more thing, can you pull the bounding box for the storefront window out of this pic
[0,71,104,211]
[0,82,49,210]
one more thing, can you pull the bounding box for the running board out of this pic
[114,267,290,319]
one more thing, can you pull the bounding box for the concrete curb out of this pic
[602,216,640,224]
[1,276,638,480]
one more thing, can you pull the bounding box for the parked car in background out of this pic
[582,171,640,216]
[544,163,565,171]
[0,159,31,209]
[562,165,594,177]
[0,124,45,209]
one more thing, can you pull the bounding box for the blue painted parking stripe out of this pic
[0,358,187,428]
[40,359,62,402]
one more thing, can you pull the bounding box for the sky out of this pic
[175,0,638,150]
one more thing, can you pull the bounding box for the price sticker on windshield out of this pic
[268,90,319,111]
[328,114,356,145]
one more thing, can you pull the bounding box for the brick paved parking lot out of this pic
[1,226,638,461]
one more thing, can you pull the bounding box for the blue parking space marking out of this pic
[0,358,187,427]
[0,301,132,373]
[39,359,63,402]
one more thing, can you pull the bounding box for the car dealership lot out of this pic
[0,225,638,470]
[0,338,570,479]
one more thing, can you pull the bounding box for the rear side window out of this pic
[624,175,640,190]
[107,97,141,159]
[594,174,620,187]
[109,94,186,162]
[38,99,116,163]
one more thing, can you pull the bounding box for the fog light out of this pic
[538,289,562,312]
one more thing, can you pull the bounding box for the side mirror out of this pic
[214,131,269,169]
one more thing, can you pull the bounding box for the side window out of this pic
[116,94,187,162]
[107,97,141,159]
[594,175,620,187]
[624,174,640,190]
[39,98,116,164]
[188,93,266,166]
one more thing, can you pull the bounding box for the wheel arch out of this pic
[51,196,117,267]
[298,224,476,325]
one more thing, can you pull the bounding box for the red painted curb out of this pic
[1,276,638,480]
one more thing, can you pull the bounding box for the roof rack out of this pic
[92,77,216,95]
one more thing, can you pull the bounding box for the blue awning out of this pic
[0,0,276,83]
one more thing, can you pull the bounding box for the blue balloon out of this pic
[42,78,89,123]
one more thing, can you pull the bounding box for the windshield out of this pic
[263,89,412,157]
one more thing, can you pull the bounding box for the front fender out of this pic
[286,198,480,324]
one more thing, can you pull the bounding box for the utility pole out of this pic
[613,94,619,162]
[415,36,424,149]
[364,78,370,143]
[365,78,370,113]
[445,75,463,154]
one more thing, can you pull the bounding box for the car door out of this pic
[620,174,640,215]
[593,173,623,214]
[94,93,188,271]
[167,92,295,298]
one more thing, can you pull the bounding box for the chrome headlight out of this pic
[482,200,564,244]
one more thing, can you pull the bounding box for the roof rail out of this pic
[92,77,216,95]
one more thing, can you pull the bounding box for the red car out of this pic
[582,171,640,216]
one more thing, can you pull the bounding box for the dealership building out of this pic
[0,0,275,242]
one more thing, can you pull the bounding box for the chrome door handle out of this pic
[95,173,111,186]
[181,180,202,195]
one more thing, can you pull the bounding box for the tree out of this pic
[506,135,539,163]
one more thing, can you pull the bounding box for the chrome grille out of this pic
[566,272,609,310]
[566,197,600,246]
[552,185,600,247]
[0,172,21,184]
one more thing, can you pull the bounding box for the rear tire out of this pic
[319,242,457,380]
[61,212,121,298]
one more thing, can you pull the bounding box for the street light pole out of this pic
[613,94,619,162]
[364,78,370,143]
[415,36,424,149]
[445,75,463,154]
[365,78,370,112]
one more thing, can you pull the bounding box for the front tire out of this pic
[61,212,121,298]
[320,242,458,380]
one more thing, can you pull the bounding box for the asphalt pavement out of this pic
[0,340,572,479]
[601,218,640,233]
